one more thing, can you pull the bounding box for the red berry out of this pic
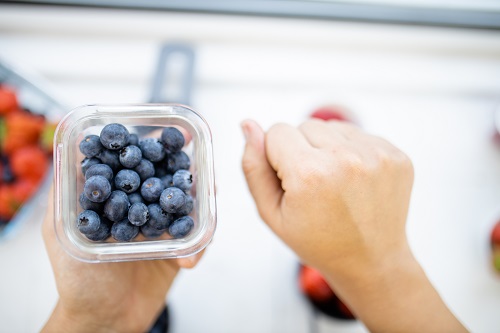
[0,86,19,115]
[299,265,335,302]
[491,220,500,246]
[310,106,353,122]
[10,146,48,182]
[0,185,16,220]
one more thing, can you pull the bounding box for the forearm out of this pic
[325,246,468,333]
[42,301,120,333]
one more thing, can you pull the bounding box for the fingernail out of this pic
[241,122,250,141]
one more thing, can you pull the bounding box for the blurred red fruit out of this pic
[299,265,335,302]
[0,185,16,220]
[310,106,354,123]
[491,220,500,246]
[0,86,19,115]
[10,146,48,182]
[12,179,38,203]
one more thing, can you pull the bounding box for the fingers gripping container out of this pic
[54,104,216,262]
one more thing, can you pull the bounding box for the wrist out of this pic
[42,301,123,333]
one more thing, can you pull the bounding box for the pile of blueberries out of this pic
[77,123,194,242]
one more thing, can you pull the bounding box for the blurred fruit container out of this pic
[0,59,66,241]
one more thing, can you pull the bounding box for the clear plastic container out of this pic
[54,104,216,262]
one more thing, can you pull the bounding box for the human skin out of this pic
[42,127,201,333]
[241,118,468,333]
[41,187,204,333]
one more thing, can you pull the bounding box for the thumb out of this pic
[241,119,283,227]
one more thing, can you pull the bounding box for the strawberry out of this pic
[491,220,500,247]
[2,110,45,154]
[0,86,19,115]
[12,179,38,204]
[491,220,500,273]
[0,185,16,220]
[10,146,48,182]
[310,105,357,124]
[299,265,335,302]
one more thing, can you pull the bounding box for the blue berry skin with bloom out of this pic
[81,157,101,175]
[134,159,155,181]
[173,170,193,192]
[84,175,112,203]
[165,151,190,174]
[97,149,121,171]
[79,192,103,212]
[85,217,112,241]
[148,203,173,230]
[159,187,186,214]
[104,190,130,222]
[160,174,174,188]
[128,202,149,226]
[79,135,103,158]
[141,177,165,202]
[77,210,101,235]
[140,222,164,238]
[119,145,142,168]
[168,216,194,239]
[111,219,139,242]
[100,123,130,150]
[176,195,193,216]
[161,127,185,153]
[139,138,166,162]
[128,133,139,146]
[114,169,141,194]
[85,163,114,182]
[128,192,144,205]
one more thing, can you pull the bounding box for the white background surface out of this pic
[1,4,500,333]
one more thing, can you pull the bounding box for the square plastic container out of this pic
[54,104,216,262]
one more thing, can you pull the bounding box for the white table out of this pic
[1,5,500,332]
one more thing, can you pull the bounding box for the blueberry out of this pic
[148,203,173,230]
[128,202,149,226]
[160,174,174,188]
[104,190,130,222]
[140,223,165,239]
[1,161,14,183]
[176,195,193,216]
[128,133,139,146]
[111,219,139,242]
[81,157,101,175]
[79,135,103,158]
[119,145,142,168]
[79,192,103,212]
[97,149,121,171]
[84,175,112,203]
[168,216,194,239]
[173,170,193,192]
[85,217,112,241]
[85,163,113,182]
[165,151,190,174]
[141,177,165,202]
[154,161,168,178]
[128,192,144,205]
[139,138,165,162]
[134,159,155,182]
[159,187,186,214]
[77,210,101,235]
[115,169,141,194]
[100,123,130,150]
[161,127,185,153]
